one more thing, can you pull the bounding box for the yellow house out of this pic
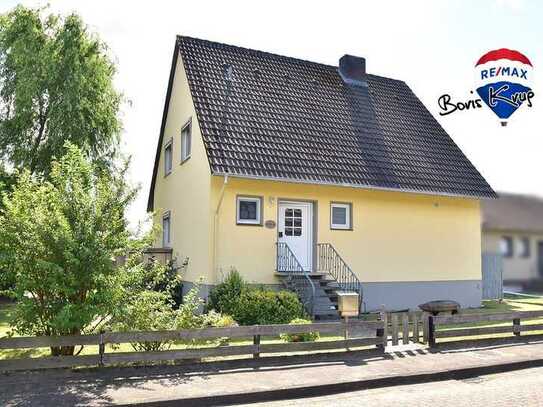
[148,36,496,317]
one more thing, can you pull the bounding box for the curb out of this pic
[117,358,543,406]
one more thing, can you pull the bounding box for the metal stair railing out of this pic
[275,242,316,317]
[317,243,363,312]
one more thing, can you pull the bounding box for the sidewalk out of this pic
[2,337,543,406]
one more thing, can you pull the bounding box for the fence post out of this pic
[513,318,521,337]
[428,316,436,348]
[402,313,409,345]
[412,312,419,343]
[391,314,399,346]
[422,313,429,344]
[98,330,105,367]
[376,306,386,351]
[253,334,261,359]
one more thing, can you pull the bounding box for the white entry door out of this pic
[278,201,313,271]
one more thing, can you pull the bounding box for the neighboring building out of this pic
[482,193,543,289]
[148,36,496,316]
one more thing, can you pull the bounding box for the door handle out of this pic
[278,232,283,238]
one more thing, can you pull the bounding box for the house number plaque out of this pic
[264,220,276,229]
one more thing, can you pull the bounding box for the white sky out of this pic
[3,0,543,227]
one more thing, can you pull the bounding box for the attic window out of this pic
[164,139,172,176]
[181,119,192,163]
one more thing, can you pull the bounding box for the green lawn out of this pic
[434,294,543,343]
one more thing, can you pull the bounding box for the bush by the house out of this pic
[233,289,303,326]
[280,318,320,343]
[207,270,304,325]
[206,269,248,315]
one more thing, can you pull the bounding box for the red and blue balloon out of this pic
[475,49,533,126]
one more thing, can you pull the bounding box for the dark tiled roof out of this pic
[148,37,495,211]
[482,192,543,233]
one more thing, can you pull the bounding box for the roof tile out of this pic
[176,36,496,199]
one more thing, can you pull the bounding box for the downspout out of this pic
[213,175,229,281]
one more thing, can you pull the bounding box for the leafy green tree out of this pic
[0,6,121,176]
[0,143,135,355]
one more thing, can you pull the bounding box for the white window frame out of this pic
[236,196,262,225]
[330,202,352,230]
[500,236,513,258]
[519,236,531,258]
[164,138,173,176]
[162,211,171,247]
[181,119,192,163]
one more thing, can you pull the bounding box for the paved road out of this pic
[3,339,543,406]
[253,366,543,406]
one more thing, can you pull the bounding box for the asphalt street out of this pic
[252,365,543,406]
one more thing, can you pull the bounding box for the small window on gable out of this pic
[500,236,513,258]
[162,212,171,247]
[164,139,172,176]
[330,202,352,230]
[181,120,192,162]
[519,237,531,258]
[236,196,262,225]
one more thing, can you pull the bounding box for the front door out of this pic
[278,201,313,271]
[538,241,543,277]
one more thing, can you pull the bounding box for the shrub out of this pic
[112,290,178,352]
[202,310,238,345]
[233,289,303,326]
[280,318,320,342]
[207,269,304,326]
[202,310,237,328]
[207,269,248,315]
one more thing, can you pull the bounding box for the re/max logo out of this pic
[480,66,528,80]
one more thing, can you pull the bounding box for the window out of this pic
[284,208,303,236]
[162,212,171,247]
[236,196,262,225]
[500,236,513,258]
[519,237,531,258]
[181,120,192,162]
[330,202,352,230]
[164,139,172,176]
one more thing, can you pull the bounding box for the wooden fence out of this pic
[0,319,385,372]
[384,311,429,346]
[7,309,541,372]
[429,310,543,346]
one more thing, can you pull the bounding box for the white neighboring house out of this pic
[481,192,543,291]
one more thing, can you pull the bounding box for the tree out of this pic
[0,143,135,355]
[0,6,121,176]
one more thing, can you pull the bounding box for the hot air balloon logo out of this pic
[475,49,535,126]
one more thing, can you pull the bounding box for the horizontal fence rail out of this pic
[0,320,385,372]
[429,310,543,346]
